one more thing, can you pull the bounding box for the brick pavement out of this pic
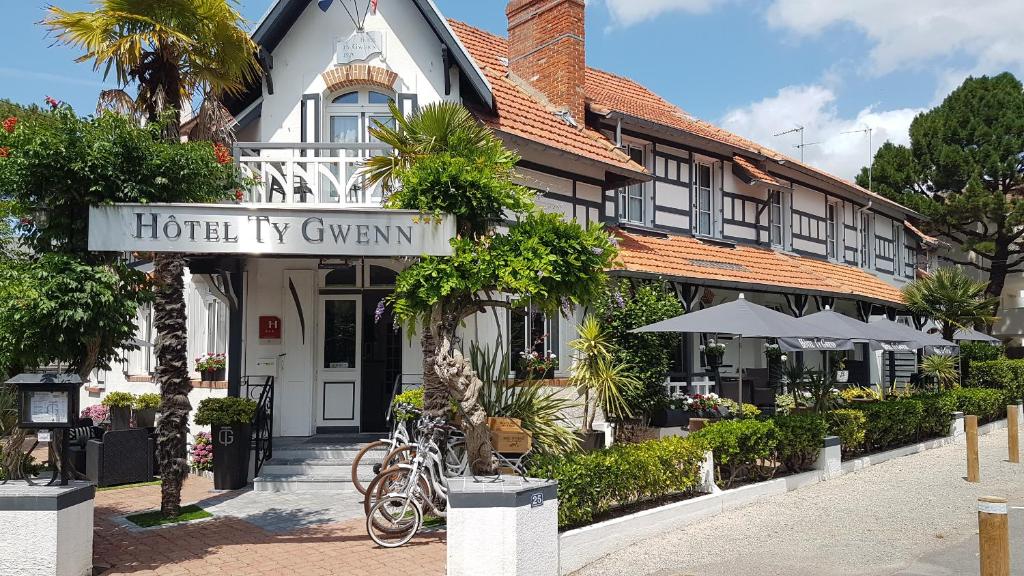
[94,477,446,576]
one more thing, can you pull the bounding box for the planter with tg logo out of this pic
[211,423,252,490]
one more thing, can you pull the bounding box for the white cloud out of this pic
[764,0,1024,77]
[601,0,728,27]
[720,84,922,180]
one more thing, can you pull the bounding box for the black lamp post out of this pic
[8,373,83,485]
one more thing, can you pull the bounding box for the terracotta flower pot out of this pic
[688,417,717,432]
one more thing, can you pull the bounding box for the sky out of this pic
[2,0,1023,180]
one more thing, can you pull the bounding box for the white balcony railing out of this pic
[234,142,391,207]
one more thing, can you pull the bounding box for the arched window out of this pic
[324,88,396,203]
[324,265,358,287]
[367,264,398,286]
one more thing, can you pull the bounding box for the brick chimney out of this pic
[506,0,586,125]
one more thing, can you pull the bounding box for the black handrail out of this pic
[243,375,274,477]
[384,374,402,425]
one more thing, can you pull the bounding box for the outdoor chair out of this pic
[67,418,105,474]
[85,428,154,487]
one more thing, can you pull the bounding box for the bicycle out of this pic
[350,402,420,494]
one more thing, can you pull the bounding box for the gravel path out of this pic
[574,428,1024,576]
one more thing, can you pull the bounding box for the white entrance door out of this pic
[279,270,315,437]
[316,295,362,431]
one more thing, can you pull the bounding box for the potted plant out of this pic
[681,393,723,432]
[101,392,135,431]
[80,404,110,429]
[701,339,727,369]
[194,396,257,490]
[133,393,161,429]
[839,386,880,404]
[568,317,639,449]
[764,343,787,387]
[650,393,691,428]
[518,349,558,381]
[196,353,226,382]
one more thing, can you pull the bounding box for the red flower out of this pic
[234,188,244,202]
[45,96,60,110]
[2,117,15,133]
[0,147,9,158]
[213,143,232,164]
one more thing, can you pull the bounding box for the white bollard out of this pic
[447,476,559,576]
[698,450,720,494]
[950,411,965,439]
[0,481,94,576]
[815,435,843,480]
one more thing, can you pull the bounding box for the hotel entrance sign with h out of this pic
[8,373,82,486]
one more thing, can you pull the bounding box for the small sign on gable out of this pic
[337,30,384,64]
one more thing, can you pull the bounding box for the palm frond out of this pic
[902,267,997,337]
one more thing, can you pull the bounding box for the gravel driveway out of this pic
[574,429,1024,576]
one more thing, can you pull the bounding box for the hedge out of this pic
[528,435,705,529]
[966,359,1024,404]
[945,387,1007,423]
[690,418,777,489]
[772,413,827,473]
[853,399,924,451]
[826,409,866,456]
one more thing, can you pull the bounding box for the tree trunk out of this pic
[434,336,496,474]
[420,328,449,417]
[987,241,1010,320]
[153,253,192,517]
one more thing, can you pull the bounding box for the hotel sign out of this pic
[778,337,854,352]
[88,203,455,257]
[337,30,384,63]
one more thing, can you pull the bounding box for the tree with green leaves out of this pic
[44,0,259,517]
[902,266,997,342]
[858,73,1024,311]
[367,102,617,472]
[0,103,241,514]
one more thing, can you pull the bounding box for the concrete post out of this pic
[447,476,559,576]
[950,411,965,438]
[0,481,95,576]
[815,435,843,480]
[698,451,720,494]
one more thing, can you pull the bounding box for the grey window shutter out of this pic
[396,93,419,117]
[300,94,321,144]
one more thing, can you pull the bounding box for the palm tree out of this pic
[45,0,259,518]
[568,316,638,433]
[902,267,998,341]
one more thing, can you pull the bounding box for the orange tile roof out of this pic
[448,20,644,176]
[732,155,781,186]
[614,229,905,305]
[585,67,914,215]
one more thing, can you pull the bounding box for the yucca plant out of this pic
[472,343,579,456]
[902,267,998,341]
[920,354,959,390]
[568,316,639,432]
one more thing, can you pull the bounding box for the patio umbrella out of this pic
[953,328,1000,343]
[794,310,916,353]
[869,318,957,353]
[633,294,853,403]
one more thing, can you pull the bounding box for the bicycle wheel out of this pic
[350,440,393,495]
[444,439,468,477]
[367,495,421,548]
[363,465,433,519]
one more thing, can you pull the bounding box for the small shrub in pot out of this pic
[101,391,135,430]
[194,397,257,489]
[133,393,160,428]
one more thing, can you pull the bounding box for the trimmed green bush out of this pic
[960,341,1003,364]
[101,391,135,408]
[690,418,778,488]
[194,397,257,427]
[133,393,161,410]
[966,359,1024,404]
[946,387,1006,423]
[772,413,827,473]
[915,392,957,438]
[827,409,866,455]
[855,398,924,450]
[529,435,705,529]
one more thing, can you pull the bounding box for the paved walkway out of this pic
[94,478,445,576]
[575,429,1024,576]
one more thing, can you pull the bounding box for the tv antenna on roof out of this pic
[841,126,874,191]
[773,126,810,162]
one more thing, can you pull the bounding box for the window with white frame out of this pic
[616,146,646,223]
[859,212,872,268]
[892,221,903,274]
[324,89,396,203]
[510,304,560,375]
[205,299,228,355]
[695,161,714,236]
[768,189,784,247]
[826,202,840,260]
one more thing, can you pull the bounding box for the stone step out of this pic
[253,473,361,492]
[260,458,380,475]
[267,447,367,460]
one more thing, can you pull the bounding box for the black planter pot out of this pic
[109,406,131,431]
[211,423,251,490]
[577,430,606,452]
[135,408,157,429]
[650,408,691,428]
[202,368,226,382]
[707,355,723,369]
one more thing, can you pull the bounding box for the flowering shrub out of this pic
[518,350,557,376]
[213,143,232,165]
[191,432,213,472]
[670,392,722,416]
[195,353,226,372]
[81,404,109,425]
[700,339,727,358]
[2,116,16,133]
